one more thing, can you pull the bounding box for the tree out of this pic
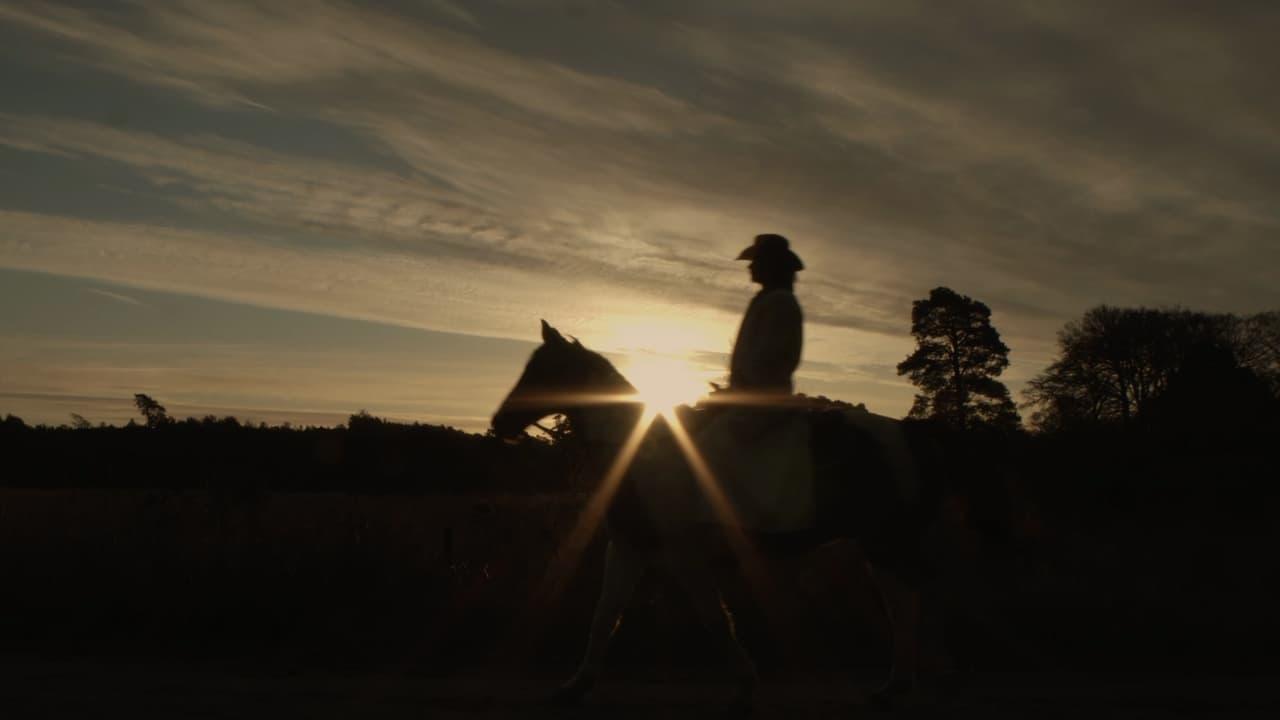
[69,413,92,430]
[896,287,1020,430]
[347,409,383,432]
[1228,311,1280,393]
[1144,339,1280,430]
[133,393,172,428]
[1021,306,1271,431]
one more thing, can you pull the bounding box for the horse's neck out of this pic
[568,400,642,464]
[560,351,642,464]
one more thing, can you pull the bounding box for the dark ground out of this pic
[1,658,1276,718]
[3,413,1279,718]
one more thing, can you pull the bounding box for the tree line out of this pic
[896,286,1280,433]
[8,291,1275,437]
[0,405,569,493]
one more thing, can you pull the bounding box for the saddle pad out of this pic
[695,408,816,533]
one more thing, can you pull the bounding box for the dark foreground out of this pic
[2,658,1275,719]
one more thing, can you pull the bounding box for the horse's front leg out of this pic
[867,560,920,700]
[553,539,645,705]
[666,554,759,713]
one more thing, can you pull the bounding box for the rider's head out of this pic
[737,233,803,288]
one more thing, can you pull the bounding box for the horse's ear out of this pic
[541,319,566,346]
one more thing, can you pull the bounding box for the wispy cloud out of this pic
[86,288,146,307]
[2,0,1278,419]
[0,1,723,132]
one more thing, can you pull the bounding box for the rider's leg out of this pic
[558,540,645,701]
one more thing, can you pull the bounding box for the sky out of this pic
[2,1,1278,432]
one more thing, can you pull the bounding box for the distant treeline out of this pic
[0,408,570,493]
[2,301,1278,495]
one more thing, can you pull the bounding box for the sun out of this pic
[622,352,709,419]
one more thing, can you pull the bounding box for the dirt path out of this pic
[1,658,1275,718]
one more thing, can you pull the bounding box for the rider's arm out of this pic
[743,292,802,390]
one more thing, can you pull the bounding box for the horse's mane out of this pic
[561,339,635,394]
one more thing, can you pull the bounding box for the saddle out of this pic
[609,399,925,575]
[678,398,920,523]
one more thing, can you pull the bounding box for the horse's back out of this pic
[807,407,929,579]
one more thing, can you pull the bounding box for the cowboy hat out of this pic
[736,233,804,271]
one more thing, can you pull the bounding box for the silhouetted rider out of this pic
[729,233,804,395]
[693,233,814,533]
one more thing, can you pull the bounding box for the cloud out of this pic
[7,2,1274,317]
[2,0,1279,419]
[0,1,723,132]
[86,288,146,307]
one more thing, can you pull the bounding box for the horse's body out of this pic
[492,321,935,708]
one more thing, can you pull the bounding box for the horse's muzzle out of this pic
[490,411,531,441]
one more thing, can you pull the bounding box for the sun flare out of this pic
[622,353,709,418]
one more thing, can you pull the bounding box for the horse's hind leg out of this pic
[553,540,645,705]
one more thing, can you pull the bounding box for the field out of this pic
[2,476,1278,717]
[3,659,1277,718]
[0,487,895,665]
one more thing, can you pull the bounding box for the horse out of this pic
[491,320,940,709]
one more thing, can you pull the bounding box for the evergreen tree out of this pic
[133,393,172,428]
[897,287,1020,430]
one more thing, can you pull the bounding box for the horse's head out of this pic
[491,320,634,440]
